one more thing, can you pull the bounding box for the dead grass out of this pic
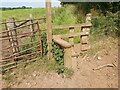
[87,36,118,56]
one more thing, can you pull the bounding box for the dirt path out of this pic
[2,38,118,88]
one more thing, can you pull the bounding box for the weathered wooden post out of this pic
[69,27,74,45]
[69,27,77,70]
[46,0,53,60]
[29,14,35,34]
[81,13,92,51]
[64,47,72,68]
[36,22,43,57]
[29,14,35,41]
[6,18,19,54]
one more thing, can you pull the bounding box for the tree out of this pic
[59,2,120,15]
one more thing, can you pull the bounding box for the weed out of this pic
[64,68,74,78]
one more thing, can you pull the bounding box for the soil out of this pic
[1,37,118,88]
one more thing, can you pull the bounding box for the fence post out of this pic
[36,22,43,57]
[6,18,19,54]
[69,27,74,45]
[29,14,35,33]
[81,14,92,51]
[64,47,72,68]
[69,27,77,70]
[29,14,35,41]
[46,0,53,60]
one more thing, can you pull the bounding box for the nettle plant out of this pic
[41,33,74,75]
[51,41,65,74]
[52,41,64,65]
[41,33,64,64]
[41,33,65,74]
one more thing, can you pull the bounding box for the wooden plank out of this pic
[46,0,52,60]
[53,32,89,38]
[53,37,72,48]
[53,23,92,29]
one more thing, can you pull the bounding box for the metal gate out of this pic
[0,18,45,72]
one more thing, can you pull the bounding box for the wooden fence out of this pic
[0,17,45,72]
[52,13,92,69]
[0,12,92,72]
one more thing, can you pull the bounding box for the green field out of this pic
[1,7,80,37]
[1,8,46,21]
[1,6,78,24]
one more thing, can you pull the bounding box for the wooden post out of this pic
[29,14,35,34]
[29,14,35,41]
[46,0,53,60]
[36,22,43,57]
[69,27,77,70]
[64,47,72,68]
[81,14,92,51]
[6,18,19,54]
[69,27,74,45]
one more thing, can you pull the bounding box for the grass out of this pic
[1,7,82,43]
[1,8,46,22]
[87,34,118,56]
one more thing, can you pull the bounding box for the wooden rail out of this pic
[53,32,89,38]
[0,22,38,34]
[1,40,40,51]
[1,57,40,72]
[52,23,92,29]
[0,17,46,24]
[1,16,43,72]
[1,50,41,63]
[53,37,72,48]
[2,44,41,60]
[0,30,39,41]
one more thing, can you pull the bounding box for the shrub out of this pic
[91,11,119,37]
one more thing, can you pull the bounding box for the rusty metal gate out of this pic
[0,18,45,72]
